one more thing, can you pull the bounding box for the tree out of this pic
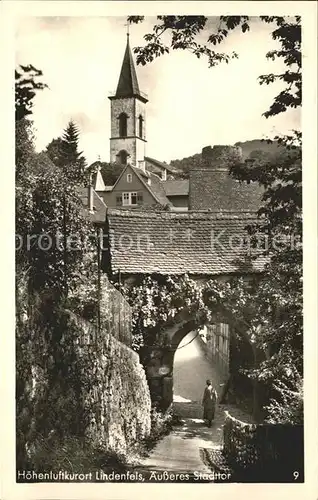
[15,64,48,122]
[127,15,302,423]
[128,16,301,119]
[45,121,87,185]
[86,161,125,187]
[15,66,101,467]
[45,137,65,167]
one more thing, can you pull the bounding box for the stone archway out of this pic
[140,308,263,421]
[172,330,220,419]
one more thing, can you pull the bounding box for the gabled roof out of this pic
[145,156,180,174]
[163,179,189,196]
[106,209,266,276]
[130,166,171,206]
[77,187,107,223]
[107,163,169,206]
[111,35,147,103]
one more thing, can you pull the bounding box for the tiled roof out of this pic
[163,179,189,196]
[189,168,264,211]
[131,165,150,180]
[147,172,172,206]
[145,156,180,174]
[77,187,107,223]
[106,209,266,276]
[130,166,171,206]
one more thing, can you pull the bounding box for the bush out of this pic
[147,405,174,442]
[18,435,128,478]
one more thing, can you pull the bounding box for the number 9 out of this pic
[293,471,299,480]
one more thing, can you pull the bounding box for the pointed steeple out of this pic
[114,35,147,102]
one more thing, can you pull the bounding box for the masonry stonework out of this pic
[110,96,146,166]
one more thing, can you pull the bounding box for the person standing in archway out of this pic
[202,379,217,427]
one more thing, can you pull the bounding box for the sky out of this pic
[15,16,301,165]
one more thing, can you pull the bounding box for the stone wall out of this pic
[16,277,151,468]
[201,145,243,167]
[200,323,230,383]
[189,167,263,211]
[223,411,304,481]
[110,97,146,165]
[78,314,151,455]
[189,144,263,211]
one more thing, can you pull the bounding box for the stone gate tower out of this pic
[108,34,148,169]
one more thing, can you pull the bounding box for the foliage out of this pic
[223,411,304,481]
[129,15,301,119]
[45,120,87,185]
[265,375,303,425]
[16,304,151,471]
[148,406,174,441]
[15,65,97,465]
[169,141,281,178]
[119,274,211,350]
[15,64,48,121]
[21,435,127,475]
[127,15,303,424]
[128,15,239,67]
[169,152,202,178]
[15,63,152,474]
[91,161,125,186]
[45,137,65,166]
[17,172,96,297]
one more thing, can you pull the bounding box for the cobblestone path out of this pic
[134,401,253,482]
[133,332,253,482]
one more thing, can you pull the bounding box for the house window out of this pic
[127,173,132,183]
[137,193,143,204]
[122,192,138,206]
[122,192,130,206]
[118,150,128,165]
[138,115,143,138]
[119,113,128,137]
[116,195,122,206]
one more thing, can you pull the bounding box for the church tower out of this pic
[109,34,148,169]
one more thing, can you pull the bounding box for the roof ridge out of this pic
[107,208,258,219]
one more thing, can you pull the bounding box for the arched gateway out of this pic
[102,209,265,416]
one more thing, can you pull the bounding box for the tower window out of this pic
[118,150,128,165]
[119,113,128,137]
[138,115,143,138]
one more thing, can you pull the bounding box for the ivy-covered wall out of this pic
[223,411,304,481]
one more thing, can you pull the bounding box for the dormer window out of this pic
[138,115,143,138]
[162,169,167,181]
[119,113,128,137]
